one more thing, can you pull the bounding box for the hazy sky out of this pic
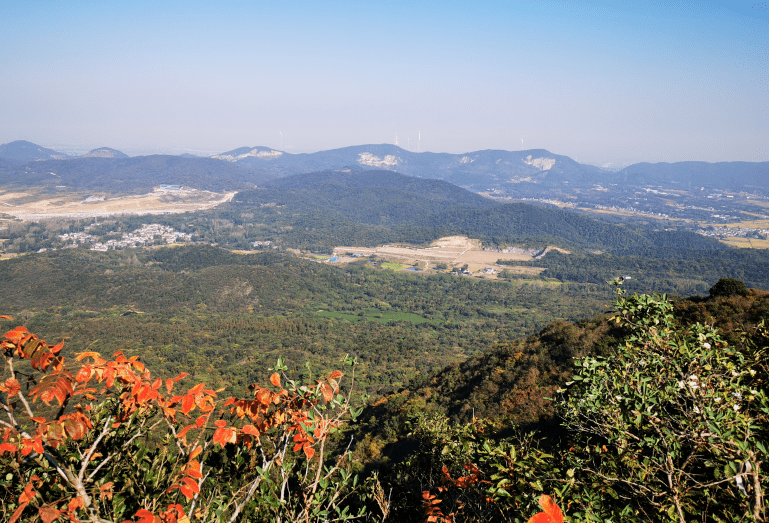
[1,0,767,164]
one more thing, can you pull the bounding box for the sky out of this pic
[0,0,767,165]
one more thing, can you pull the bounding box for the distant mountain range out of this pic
[0,140,71,162]
[1,140,766,194]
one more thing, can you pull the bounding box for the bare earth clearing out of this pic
[330,236,553,278]
[0,187,235,221]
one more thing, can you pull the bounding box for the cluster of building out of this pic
[59,223,191,251]
[696,226,769,239]
[591,203,671,219]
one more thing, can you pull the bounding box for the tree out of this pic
[0,317,366,523]
[558,280,767,521]
[710,277,749,298]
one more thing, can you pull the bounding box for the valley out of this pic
[1,140,768,522]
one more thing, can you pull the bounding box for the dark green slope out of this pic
[0,155,264,193]
[358,286,769,453]
[228,169,725,254]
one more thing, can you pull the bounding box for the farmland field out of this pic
[315,308,439,325]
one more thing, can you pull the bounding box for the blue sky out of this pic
[0,0,766,164]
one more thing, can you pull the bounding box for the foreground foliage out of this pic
[1,278,767,522]
[0,318,366,522]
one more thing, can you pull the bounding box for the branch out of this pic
[86,418,162,482]
[7,358,36,420]
[79,415,112,483]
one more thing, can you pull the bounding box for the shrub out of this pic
[710,278,749,298]
[0,317,366,523]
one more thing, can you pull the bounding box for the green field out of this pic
[315,308,438,325]
[379,262,409,271]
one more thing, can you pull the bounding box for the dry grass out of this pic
[720,237,769,249]
[331,236,547,278]
[0,188,235,220]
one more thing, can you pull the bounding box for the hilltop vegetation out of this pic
[2,279,766,522]
[0,246,614,398]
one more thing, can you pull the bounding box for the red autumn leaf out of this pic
[67,495,85,513]
[75,366,92,383]
[180,484,194,500]
[188,383,205,395]
[3,326,28,343]
[0,315,13,320]
[75,351,102,362]
[49,340,64,355]
[242,424,260,436]
[214,419,227,428]
[213,426,236,447]
[328,370,343,380]
[38,505,61,523]
[0,442,17,454]
[134,508,157,523]
[255,388,272,406]
[269,372,281,387]
[189,446,203,460]
[185,460,203,479]
[99,482,114,501]
[181,394,194,414]
[319,382,333,403]
[527,495,564,523]
[182,477,200,494]
[19,482,36,503]
[3,378,20,398]
[8,502,29,523]
[303,444,315,459]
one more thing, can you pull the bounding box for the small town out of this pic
[58,223,192,251]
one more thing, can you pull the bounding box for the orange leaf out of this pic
[0,315,13,320]
[181,395,194,415]
[188,383,205,395]
[214,419,227,428]
[0,443,17,454]
[8,502,29,523]
[99,482,114,501]
[134,508,157,523]
[319,382,333,403]
[3,378,20,398]
[328,370,343,380]
[303,444,315,459]
[180,484,194,500]
[75,366,92,383]
[75,351,102,361]
[19,482,36,503]
[38,505,61,523]
[67,495,85,513]
[182,477,200,494]
[269,372,281,387]
[242,424,260,436]
[49,340,64,355]
[189,446,203,460]
[255,388,272,406]
[527,495,563,523]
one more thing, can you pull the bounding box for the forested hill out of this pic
[226,169,725,255]
[617,160,769,190]
[357,284,769,451]
[0,155,265,193]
